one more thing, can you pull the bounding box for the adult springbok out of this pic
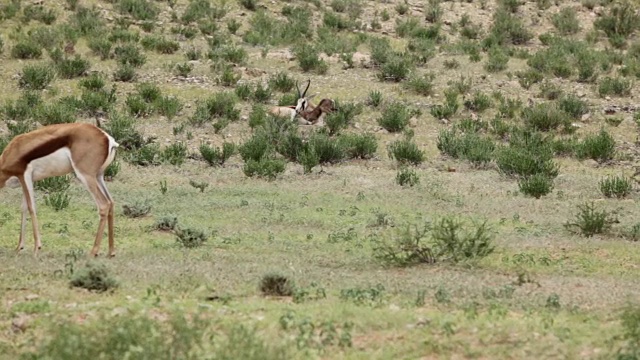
[0,123,119,257]
[269,79,318,124]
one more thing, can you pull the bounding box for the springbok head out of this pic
[294,79,314,116]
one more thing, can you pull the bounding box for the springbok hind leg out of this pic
[75,173,111,257]
[97,175,116,257]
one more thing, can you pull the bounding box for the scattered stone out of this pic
[25,294,39,301]
[581,113,591,121]
[11,316,29,333]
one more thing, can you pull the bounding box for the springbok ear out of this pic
[307,93,317,100]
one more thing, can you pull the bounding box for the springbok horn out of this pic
[295,80,301,98]
[301,79,311,98]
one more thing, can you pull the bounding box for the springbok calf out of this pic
[0,123,119,257]
[296,98,337,126]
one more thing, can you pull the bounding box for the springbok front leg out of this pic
[18,175,42,256]
[16,194,28,252]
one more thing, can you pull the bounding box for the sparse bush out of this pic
[200,142,236,166]
[388,138,425,165]
[114,44,147,68]
[104,160,120,180]
[598,76,633,97]
[378,56,413,82]
[44,191,71,211]
[552,7,581,35]
[24,312,286,360]
[175,63,193,77]
[484,46,509,72]
[516,69,543,89]
[154,215,178,232]
[88,37,113,60]
[260,273,294,296]
[161,142,188,166]
[55,55,91,79]
[600,175,633,198]
[593,0,639,47]
[294,43,328,74]
[307,132,345,164]
[176,226,208,248]
[252,83,272,103]
[368,90,383,107]
[405,73,435,96]
[269,72,295,92]
[113,64,137,82]
[35,102,76,125]
[11,40,42,59]
[18,63,55,90]
[522,103,572,132]
[437,130,495,166]
[378,102,412,132]
[373,217,494,267]
[558,94,589,119]
[464,91,492,112]
[495,136,558,179]
[564,202,617,237]
[340,133,378,159]
[518,173,554,198]
[243,158,286,180]
[117,0,159,21]
[70,262,118,293]
[576,128,616,163]
[155,96,183,120]
[396,167,420,187]
[122,201,152,218]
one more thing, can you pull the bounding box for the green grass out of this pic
[0,0,639,359]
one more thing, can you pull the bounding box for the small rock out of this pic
[111,307,128,316]
[25,294,39,301]
[581,113,591,121]
[11,316,29,333]
[241,115,248,121]
[605,96,611,101]
[447,167,456,172]
[388,304,400,312]
[440,118,449,125]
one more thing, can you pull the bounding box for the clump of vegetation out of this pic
[260,273,295,296]
[175,226,209,248]
[44,191,71,211]
[154,215,178,232]
[396,167,420,187]
[388,138,425,165]
[576,128,616,163]
[564,202,617,237]
[200,142,236,166]
[70,262,119,293]
[600,175,633,199]
[122,201,152,218]
[373,217,495,267]
[518,173,554,199]
[19,64,56,91]
[378,102,412,132]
